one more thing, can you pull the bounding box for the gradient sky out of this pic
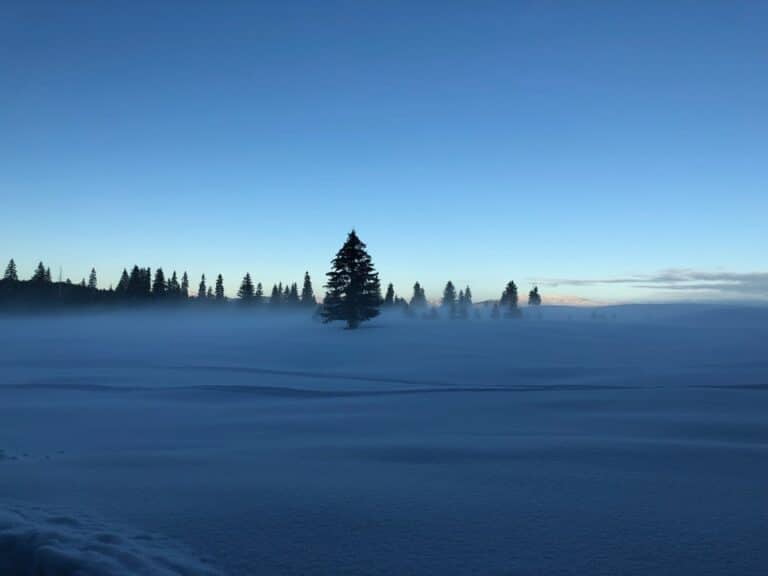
[2,1,766,303]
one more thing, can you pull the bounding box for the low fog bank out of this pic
[2,302,766,394]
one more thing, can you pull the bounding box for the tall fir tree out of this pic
[383,283,395,306]
[410,282,427,308]
[270,284,281,307]
[528,286,541,305]
[500,280,520,317]
[181,272,189,299]
[4,259,18,281]
[152,268,167,297]
[116,269,130,293]
[198,274,207,299]
[321,230,381,329]
[442,281,457,318]
[215,274,225,300]
[289,282,299,305]
[238,273,255,301]
[88,268,97,290]
[31,262,47,283]
[168,271,180,296]
[300,272,316,306]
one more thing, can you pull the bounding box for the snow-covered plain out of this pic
[1,305,767,575]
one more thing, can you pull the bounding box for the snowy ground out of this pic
[1,305,767,575]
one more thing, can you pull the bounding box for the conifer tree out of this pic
[198,274,207,299]
[255,282,264,304]
[528,286,542,306]
[116,269,130,293]
[464,286,472,305]
[238,273,255,301]
[207,286,214,299]
[410,282,427,308]
[181,272,189,299]
[321,230,381,329]
[168,271,180,297]
[289,282,299,305]
[31,262,47,283]
[301,272,316,306]
[283,284,291,303]
[270,284,281,307]
[88,268,97,290]
[500,281,521,317]
[4,259,18,281]
[215,274,225,300]
[442,281,457,317]
[383,283,395,306]
[45,267,52,283]
[152,268,167,297]
[127,265,142,297]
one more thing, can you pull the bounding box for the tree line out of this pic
[1,231,541,327]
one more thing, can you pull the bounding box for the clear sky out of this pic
[2,1,766,303]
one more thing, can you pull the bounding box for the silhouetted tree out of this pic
[181,272,189,299]
[321,230,381,329]
[116,269,129,294]
[31,262,47,283]
[528,286,542,306]
[500,281,521,317]
[383,283,395,306]
[238,273,255,301]
[301,272,316,306]
[215,274,225,300]
[152,268,166,297]
[442,281,457,318]
[45,267,52,283]
[288,282,299,305]
[464,286,472,305]
[410,282,427,308]
[270,284,281,307]
[167,271,180,297]
[4,259,18,281]
[88,268,97,290]
[255,282,264,304]
[207,286,214,299]
[198,274,207,299]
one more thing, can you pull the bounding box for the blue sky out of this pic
[2,1,766,302]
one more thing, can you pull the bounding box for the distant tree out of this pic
[181,272,189,299]
[500,281,521,317]
[88,268,97,290]
[31,262,47,283]
[300,272,316,306]
[255,282,264,304]
[79,278,86,287]
[321,230,381,329]
[238,273,255,301]
[127,265,142,297]
[528,286,542,306]
[143,268,152,295]
[45,267,52,283]
[167,271,180,297]
[3,259,18,281]
[116,269,129,294]
[270,284,281,307]
[152,268,166,297]
[383,283,395,306]
[464,286,472,305]
[198,274,207,299]
[410,282,427,308]
[442,281,457,318]
[283,283,291,303]
[215,274,225,300]
[207,286,214,299]
[289,282,299,305]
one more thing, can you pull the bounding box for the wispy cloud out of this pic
[540,269,768,299]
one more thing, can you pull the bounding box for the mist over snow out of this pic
[1,304,767,575]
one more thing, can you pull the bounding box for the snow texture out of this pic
[1,304,767,575]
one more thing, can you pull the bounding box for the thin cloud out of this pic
[540,269,768,298]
